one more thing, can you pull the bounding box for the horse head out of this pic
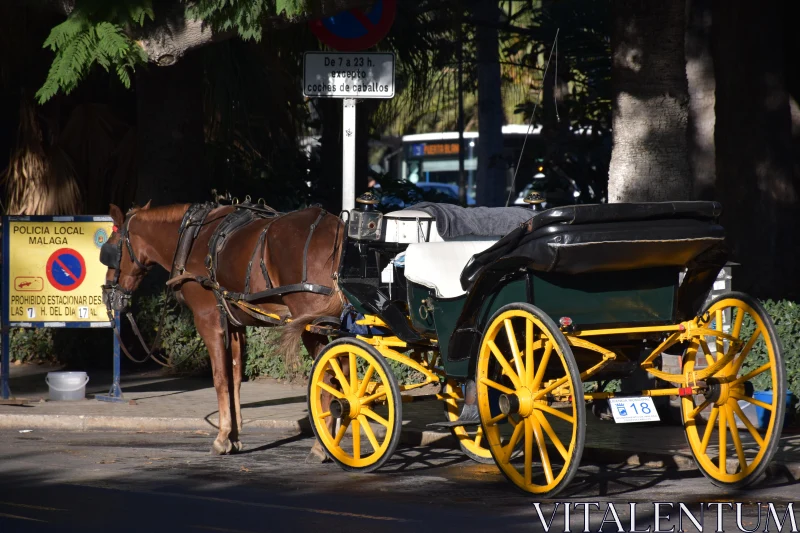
[100,201,153,312]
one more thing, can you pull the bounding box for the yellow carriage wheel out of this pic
[442,379,494,464]
[681,292,786,489]
[307,338,402,472]
[476,303,585,496]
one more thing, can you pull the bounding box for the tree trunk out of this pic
[607,0,691,202]
[474,1,507,207]
[685,0,716,200]
[135,53,209,207]
[712,0,797,300]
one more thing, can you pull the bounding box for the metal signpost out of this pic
[0,215,122,402]
[303,52,395,211]
[307,0,397,212]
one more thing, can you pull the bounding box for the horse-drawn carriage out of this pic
[100,193,786,498]
[307,194,786,496]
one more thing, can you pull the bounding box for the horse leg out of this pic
[194,313,235,455]
[229,327,246,453]
[303,331,334,464]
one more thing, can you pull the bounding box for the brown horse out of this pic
[101,201,345,457]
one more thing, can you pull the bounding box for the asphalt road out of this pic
[0,429,797,532]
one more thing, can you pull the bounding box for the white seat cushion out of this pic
[404,240,499,298]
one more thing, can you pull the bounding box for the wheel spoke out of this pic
[534,375,569,401]
[524,414,533,485]
[334,419,350,445]
[700,406,719,453]
[359,415,381,453]
[732,402,765,447]
[699,339,716,366]
[731,392,773,411]
[531,341,553,392]
[715,309,724,355]
[718,406,727,474]
[535,403,574,424]
[688,398,712,421]
[534,410,569,461]
[525,319,534,385]
[360,388,389,405]
[488,340,521,388]
[362,407,390,428]
[319,411,331,419]
[731,327,762,375]
[731,362,772,387]
[356,364,376,398]
[479,377,515,396]
[329,358,350,395]
[318,381,345,399]
[486,412,508,426]
[474,427,484,448]
[732,307,745,338]
[504,319,525,379]
[530,416,554,484]
[502,418,524,463]
[726,404,748,471]
[352,418,361,460]
[349,351,357,393]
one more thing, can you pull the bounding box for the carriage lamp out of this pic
[347,191,383,241]
[559,316,574,332]
[523,191,546,211]
[355,191,380,212]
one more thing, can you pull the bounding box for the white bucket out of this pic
[46,371,90,401]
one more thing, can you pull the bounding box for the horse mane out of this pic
[130,203,191,223]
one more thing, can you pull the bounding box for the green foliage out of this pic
[133,292,209,374]
[244,327,312,380]
[36,0,154,103]
[9,328,55,364]
[188,0,309,42]
[738,299,800,414]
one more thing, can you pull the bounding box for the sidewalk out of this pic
[1,363,798,477]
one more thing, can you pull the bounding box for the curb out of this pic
[2,413,797,478]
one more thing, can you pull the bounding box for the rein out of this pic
[102,209,194,368]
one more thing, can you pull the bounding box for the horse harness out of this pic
[101,200,340,357]
[164,201,338,347]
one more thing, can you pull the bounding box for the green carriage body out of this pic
[311,200,786,497]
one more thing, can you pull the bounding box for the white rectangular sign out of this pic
[609,397,661,423]
[303,52,395,99]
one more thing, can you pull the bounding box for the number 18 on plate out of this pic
[608,397,661,423]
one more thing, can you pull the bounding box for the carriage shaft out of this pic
[586,386,703,402]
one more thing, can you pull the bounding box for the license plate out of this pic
[608,397,661,423]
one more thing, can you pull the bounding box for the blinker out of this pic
[99,240,120,269]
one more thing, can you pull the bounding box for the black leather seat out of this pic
[460,201,726,290]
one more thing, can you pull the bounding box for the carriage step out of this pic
[427,403,480,428]
[427,420,481,428]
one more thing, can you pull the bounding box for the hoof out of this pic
[305,441,331,464]
[231,440,245,453]
[211,439,233,455]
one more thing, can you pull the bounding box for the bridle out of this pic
[100,213,151,312]
[100,212,172,366]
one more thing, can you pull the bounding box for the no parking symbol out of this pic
[46,248,87,292]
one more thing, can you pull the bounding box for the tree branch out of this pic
[29,0,377,66]
[136,0,377,66]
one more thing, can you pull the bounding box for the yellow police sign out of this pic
[2,215,114,327]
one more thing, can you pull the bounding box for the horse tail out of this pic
[278,291,344,373]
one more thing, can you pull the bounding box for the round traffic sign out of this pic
[46,248,87,291]
[310,0,396,52]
